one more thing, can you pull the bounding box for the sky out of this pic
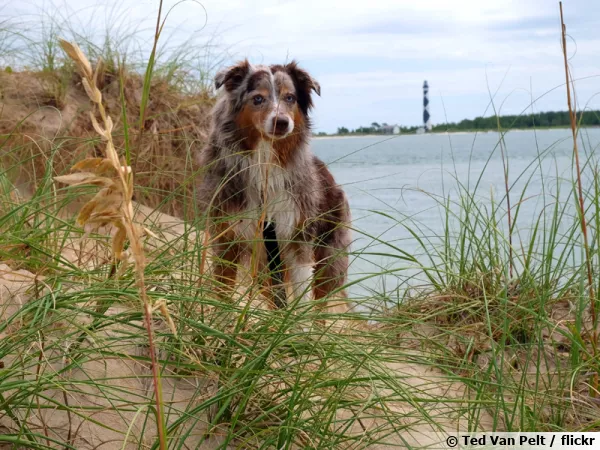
[4,0,600,133]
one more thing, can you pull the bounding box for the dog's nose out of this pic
[272,116,290,135]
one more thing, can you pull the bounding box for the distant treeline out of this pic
[316,123,420,136]
[321,110,600,136]
[432,110,600,132]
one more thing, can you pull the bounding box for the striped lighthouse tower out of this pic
[423,80,431,132]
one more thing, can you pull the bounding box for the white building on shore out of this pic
[381,125,401,135]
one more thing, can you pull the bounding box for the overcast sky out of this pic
[4,0,600,132]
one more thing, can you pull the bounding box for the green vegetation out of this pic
[325,110,600,136]
[1,3,600,449]
[432,109,600,132]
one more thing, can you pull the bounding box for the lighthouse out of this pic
[423,80,431,132]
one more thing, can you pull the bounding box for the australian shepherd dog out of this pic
[196,60,351,310]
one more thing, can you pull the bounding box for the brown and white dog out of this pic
[196,60,351,309]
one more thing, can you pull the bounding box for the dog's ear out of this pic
[286,61,320,96]
[283,61,321,113]
[215,60,250,92]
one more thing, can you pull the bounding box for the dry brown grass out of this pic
[0,58,213,219]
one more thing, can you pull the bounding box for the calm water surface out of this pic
[311,129,600,300]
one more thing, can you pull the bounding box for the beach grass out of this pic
[1,2,600,449]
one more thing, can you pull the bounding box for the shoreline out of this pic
[312,126,588,139]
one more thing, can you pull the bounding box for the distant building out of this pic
[381,125,401,135]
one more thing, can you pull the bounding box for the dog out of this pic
[196,60,351,310]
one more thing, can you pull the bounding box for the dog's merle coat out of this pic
[197,60,351,306]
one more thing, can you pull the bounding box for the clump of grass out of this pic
[1,155,490,448]
[377,129,600,430]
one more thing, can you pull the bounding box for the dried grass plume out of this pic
[54,39,168,449]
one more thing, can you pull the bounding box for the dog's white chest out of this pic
[236,140,298,240]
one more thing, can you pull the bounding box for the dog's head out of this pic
[215,60,320,140]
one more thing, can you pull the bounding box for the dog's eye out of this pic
[285,94,296,103]
[253,95,264,105]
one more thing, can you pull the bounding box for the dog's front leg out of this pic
[211,222,243,299]
[282,242,314,305]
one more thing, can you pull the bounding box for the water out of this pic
[311,129,600,300]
